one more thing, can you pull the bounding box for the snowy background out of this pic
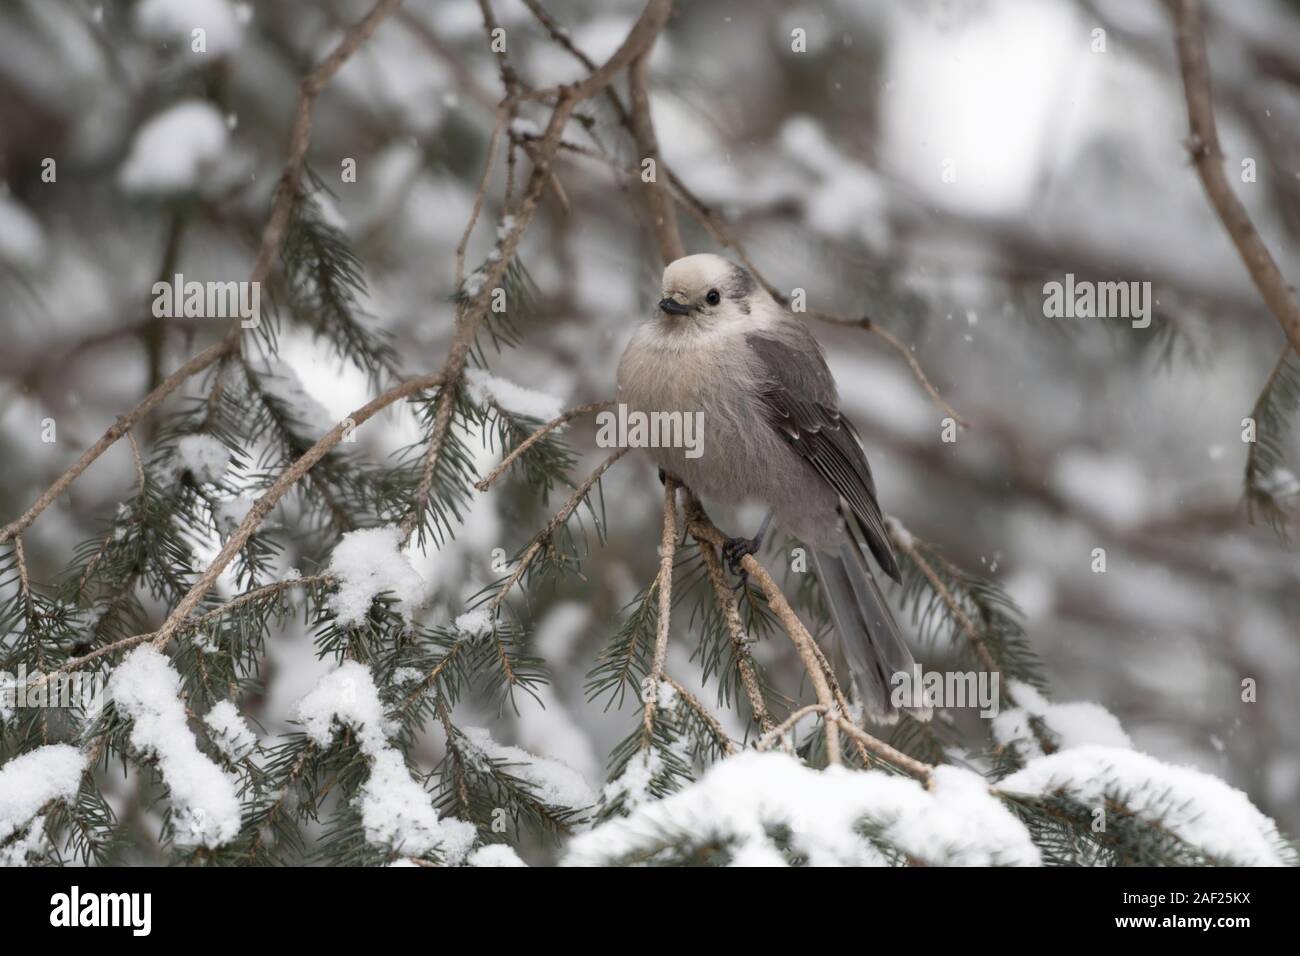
[1,0,1298,861]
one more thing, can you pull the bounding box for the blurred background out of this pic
[1,0,1297,852]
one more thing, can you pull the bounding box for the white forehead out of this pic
[662,253,735,292]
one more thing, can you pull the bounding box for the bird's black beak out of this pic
[659,297,691,316]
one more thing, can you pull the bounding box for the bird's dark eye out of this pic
[706,289,721,306]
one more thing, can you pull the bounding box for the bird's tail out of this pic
[811,543,931,724]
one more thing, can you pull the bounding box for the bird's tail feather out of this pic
[811,544,931,724]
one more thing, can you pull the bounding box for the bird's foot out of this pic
[722,534,761,578]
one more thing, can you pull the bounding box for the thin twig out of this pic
[684,492,842,764]
[665,675,735,755]
[485,448,631,614]
[641,477,678,738]
[694,534,774,733]
[474,399,614,491]
[1169,0,1300,356]
[756,704,827,752]
[0,341,233,545]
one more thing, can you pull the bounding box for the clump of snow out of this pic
[569,751,1040,867]
[136,0,243,56]
[297,661,475,861]
[467,844,528,867]
[600,749,663,814]
[992,681,1132,762]
[108,647,241,848]
[1001,745,1292,866]
[204,700,257,760]
[464,367,564,422]
[460,726,596,812]
[326,526,428,627]
[0,744,86,845]
[119,101,229,195]
[255,358,337,438]
[883,515,913,550]
[173,433,231,484]
[453,607,494,637]
[0,196,46,268]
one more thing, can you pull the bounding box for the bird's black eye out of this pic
[706,288,721,306]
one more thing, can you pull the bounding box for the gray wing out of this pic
[746,330,901,582]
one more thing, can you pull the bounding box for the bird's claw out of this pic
[722,535,760,577]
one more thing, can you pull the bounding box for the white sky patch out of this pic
[0,744,85,844]
[0,195,46,268]
[326,526,429,627]
[1001,745,1292,866]
[881,0,1085,216]
[460,726,597,813]
[173,433,230,484]
[119,100,229,195]
[203,700,257,760]
[297,661,476,861]
[992,681,1132,762]
[464,367,564,422]
[108,647,241,848]
[570,751,1040,866]
[136,0,243,56]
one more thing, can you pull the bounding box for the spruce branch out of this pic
[683,491,843,765]
[1169,0,1300,357]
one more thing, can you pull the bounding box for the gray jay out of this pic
[617,253,929,723]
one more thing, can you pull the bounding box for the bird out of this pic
[617,253,929,723]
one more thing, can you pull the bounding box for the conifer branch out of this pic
[474,400,614,492]
[683,492,843,764]
[641,477,679,739]
[1169,0,1300,356]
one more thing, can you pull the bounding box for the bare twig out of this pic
[474,399,615,491]
[1170,0,1300,356]
[756,704,827,752]
[693,536,775,733]
[628,52,685,265]
[485,448,631,615]
[684,492,842,764]
[0,340,233,545]
[641,476,678,738]
[834,719,934,780]
[246,0,406,292]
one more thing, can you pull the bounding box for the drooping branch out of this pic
[1169,0,1300,357]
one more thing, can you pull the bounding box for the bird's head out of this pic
[657,253,758,328]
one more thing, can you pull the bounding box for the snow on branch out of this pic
[107,647,241,848]
[565,751,1039,867]
[297,661,476,862]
